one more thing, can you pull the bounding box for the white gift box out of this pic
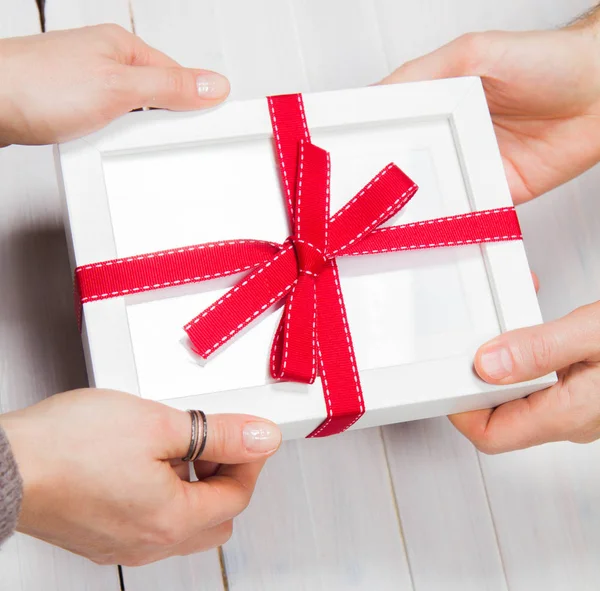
[56,77,555,439]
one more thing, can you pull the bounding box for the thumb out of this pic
[163,411,282,464]
[378,33,489,85]
[475,302,600,384]
[118,65,230,111]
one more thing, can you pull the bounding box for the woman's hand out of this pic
[380,22,600,204]
[450,302,600,453]
[0,24,229,146]
[0,389,281,566]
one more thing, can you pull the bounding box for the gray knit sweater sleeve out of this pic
[0,424,22,545]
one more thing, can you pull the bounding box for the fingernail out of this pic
[243,421,281,454]
[196,72,229,98]
[479,346,513,380]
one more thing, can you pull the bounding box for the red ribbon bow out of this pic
[75,93,522,438]
[185,95,418,437]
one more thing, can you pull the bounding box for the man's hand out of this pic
[0,389,281,565]
[450,302,600,453]
[380,13,600,452]
[380,24,600,203]
[0,24,229,146]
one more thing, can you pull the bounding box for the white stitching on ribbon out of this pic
[330,182,418,256]
[310,262,364,437]
[78,240,275,272]
[346,234,521,256]
[330,164,394,223]
[268,97,293,213]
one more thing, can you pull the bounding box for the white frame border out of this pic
[57,78,555,439]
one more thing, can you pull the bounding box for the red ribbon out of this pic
[75,93,522,437]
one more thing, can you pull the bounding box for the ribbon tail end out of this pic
[184,322,213,360]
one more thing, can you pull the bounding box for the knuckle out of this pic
[572,304,600,355]
[176,521,235,557]
[571,432,598,445]
[209,416,236,458]
[527,333,555,373]
[120,555,153,568]
[473,439,502,455]
[141,514,185,548]
[219,520,234,545]
[145,405,173,437]
[452,419,505,455]
[119,557,139,568]
[233,484,253,514]
[470,434,499,455]
[154,528,181,548]
[97,23,130,39]
[100,64,126,93]
[456,32,484,55]
[164,68,187,98]
[561,379,600,443]
[465,425,507,455]
[454,32,490,71]
[213,478,252,517]
[91,554,116,566]
[98,63,140,109]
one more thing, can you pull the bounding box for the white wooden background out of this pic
[1,1,599,590]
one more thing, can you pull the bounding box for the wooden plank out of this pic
[212,0,309,98]
[224,431,411,591]
[480,440,600,591]
[0,145,90,411]
[42,4,225,589]
[0,0,40,36]
[127,3,412,590]
[0,4,120,591]
[118,3,227,588]
[383,419,507,591]
[373,2,600,590]
[129,0,225,73]
[0,118,121,591]
[1,534,120,591]
[371,2,517,589]
[374,0,596,69]
[44,0,130,31]
[0,60,120,591]
[122,553,225,591]
[289,0,389,91]
[131,0,309,98]
[482,166,600,591]
[201,2,411,588]
[43,3,225,589]
[10,2,598,591]
[518,168,600,320]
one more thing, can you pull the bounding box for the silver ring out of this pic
[182,410,207,462]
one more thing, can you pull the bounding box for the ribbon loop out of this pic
[185,243,298,358]
[271,275,318,384]
[328,164,418,256]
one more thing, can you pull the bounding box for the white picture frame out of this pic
[56,77,556,439]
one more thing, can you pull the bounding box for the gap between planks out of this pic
[378,427,416,589]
